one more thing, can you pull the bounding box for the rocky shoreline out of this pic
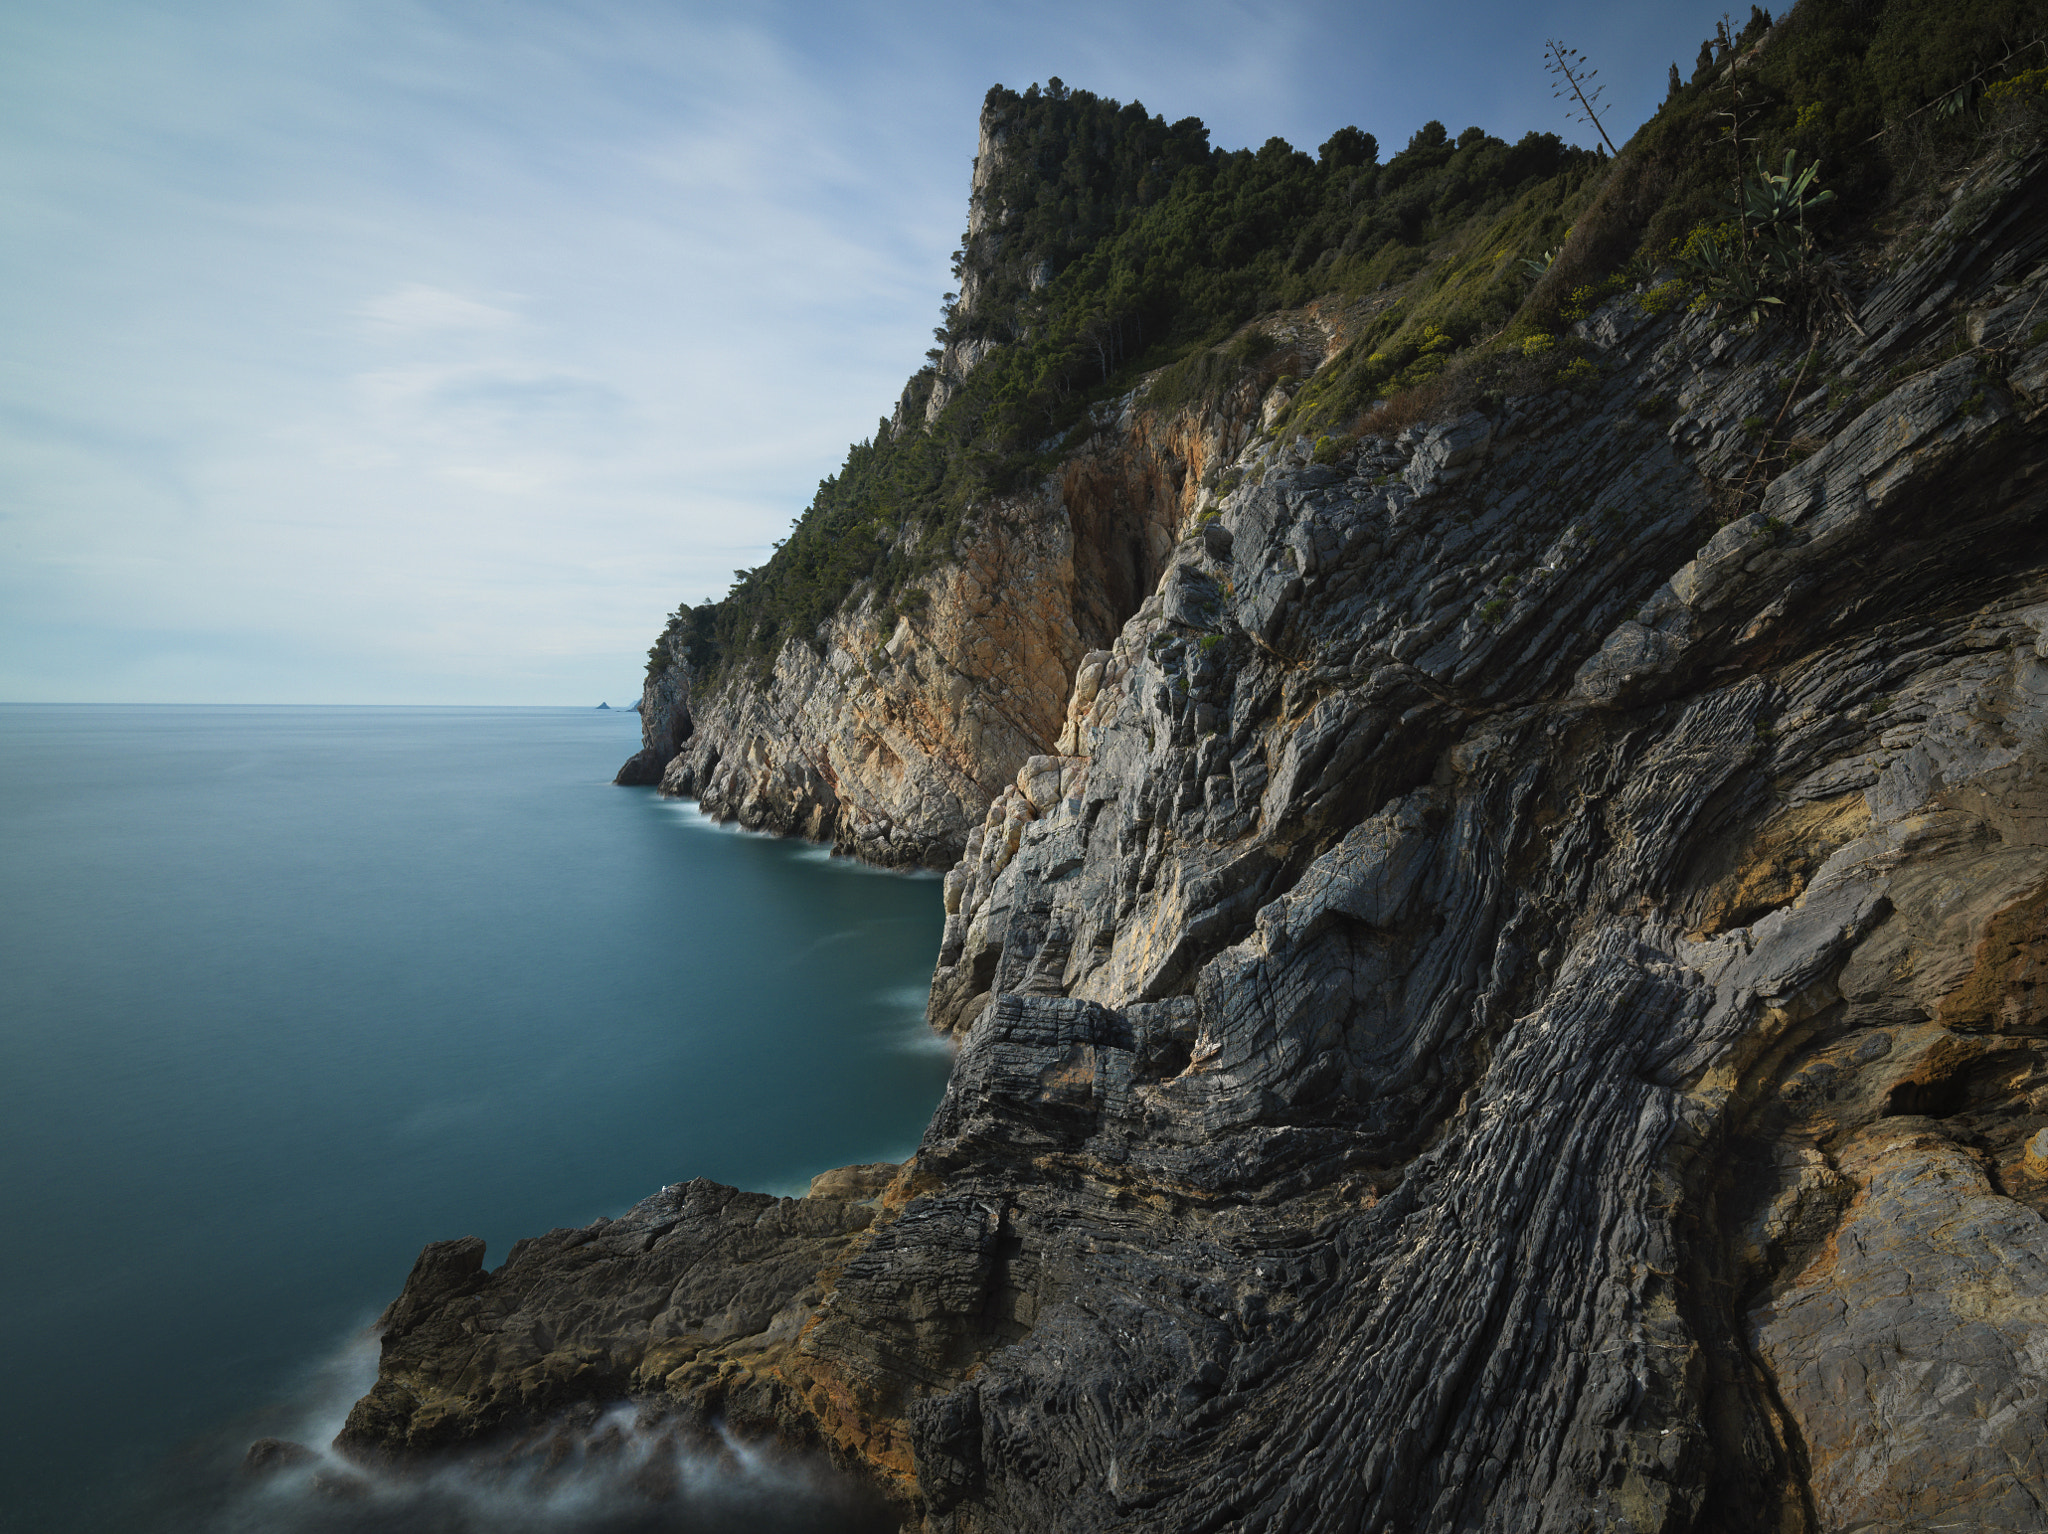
[314,96,2048,1534]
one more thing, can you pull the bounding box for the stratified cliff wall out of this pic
[645,315,1340,868]
[618,76,1361,868]
[345,126,2048,1531]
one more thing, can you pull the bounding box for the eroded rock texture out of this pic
[636,317,1336,869]
[341,1167,911,1465]
[365,146,2048,1532]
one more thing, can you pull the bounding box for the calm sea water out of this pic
[0,706,952,1533]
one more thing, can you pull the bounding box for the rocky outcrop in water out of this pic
[614,630,694,787]
[341,1169,902,1459]
[373,124,2048,1534]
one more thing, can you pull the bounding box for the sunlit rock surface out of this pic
[635,312,1344,870]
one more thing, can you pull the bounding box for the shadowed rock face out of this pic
[613,636,693,787]
[356,145,2048,1532]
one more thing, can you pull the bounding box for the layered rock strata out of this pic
[640,321,1334,868]
[369,144,2048,1533]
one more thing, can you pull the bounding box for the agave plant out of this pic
[1675,225,1739,285]
[1935,82,1978,122]
[1707,260,1785,330]
[1675,226,1781,327]
[1729,152,1834,262]
[1679,153,1833,328]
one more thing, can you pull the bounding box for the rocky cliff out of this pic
[635,311,1344,867]
[614,627,694,787]
[343,120,2048,1529]
[616,74,1379,868]
[340,26,2048,1532]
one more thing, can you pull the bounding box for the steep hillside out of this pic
[617,81,1598,865]
[348,5,2048,1531]
[640,312,1357,867]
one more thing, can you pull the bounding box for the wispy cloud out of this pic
[357,284,523,336]
[0,0,1724,703]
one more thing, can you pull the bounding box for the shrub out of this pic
[1985,65,2048,106]
[1560,274,1627,320]
[1227,331,1279,365]
[1639,278,1689,315]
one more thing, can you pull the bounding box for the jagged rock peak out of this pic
[963,96,1010,243]
[925,83,1215,424]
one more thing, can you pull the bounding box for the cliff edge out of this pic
[355,17,2048,1533]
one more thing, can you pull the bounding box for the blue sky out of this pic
[1,0,1727,704]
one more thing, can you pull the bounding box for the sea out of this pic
[0,705,954,1533]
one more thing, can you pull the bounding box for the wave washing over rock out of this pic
[336,30,2048,1534]
[175,1330,887,1534]
[228,1326,892,1533]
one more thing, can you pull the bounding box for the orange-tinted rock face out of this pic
[646,329,1303,867]
[1940,884,2048,1033]
[1752,1124,2048,1532]
[654,489,1092,868]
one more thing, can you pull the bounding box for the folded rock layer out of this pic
[360,130,2048,1532]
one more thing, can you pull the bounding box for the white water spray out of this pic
[207,1333,890,1534]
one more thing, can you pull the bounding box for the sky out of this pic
[0,0,1731,705]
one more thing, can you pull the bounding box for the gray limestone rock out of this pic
[1402,409,1493,497]
[360,133,2048,1534]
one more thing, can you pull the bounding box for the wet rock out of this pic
[242,1438,317,1475]
[308,1469,371,1501]
[335,1176,888,1465]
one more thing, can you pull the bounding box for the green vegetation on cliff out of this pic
[1273,0,2048,438]
[659,0,2046,690]
[666,95,1591,686]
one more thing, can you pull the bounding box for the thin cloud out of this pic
[0,0,1725,704]
[357,283,522,336]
